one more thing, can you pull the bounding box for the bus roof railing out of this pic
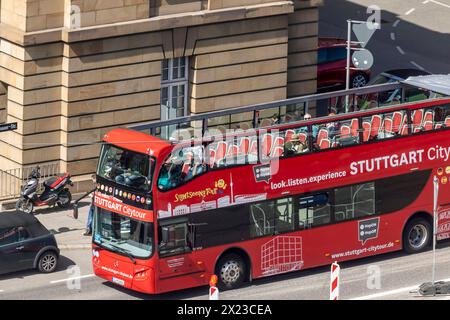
[128,79,446,141]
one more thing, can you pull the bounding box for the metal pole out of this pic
[432,176,439,286]
[345,20,352,113]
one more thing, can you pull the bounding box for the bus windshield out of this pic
[94,208,154,259]
[97,144,154,192]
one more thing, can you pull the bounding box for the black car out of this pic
[0,213,59,275]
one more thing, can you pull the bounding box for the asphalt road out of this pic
[320,0,450,76]
[1,201,450,300]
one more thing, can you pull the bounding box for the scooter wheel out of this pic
[57,189,72,209]
[15,198,34,214]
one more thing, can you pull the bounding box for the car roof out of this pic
[383,69,431,80]
[0,212,41,229]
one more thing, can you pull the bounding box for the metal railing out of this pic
[128,82,416,140]
[0,162,60,201]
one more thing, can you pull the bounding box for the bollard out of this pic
[330,261,340,300]
[209,275,219,300]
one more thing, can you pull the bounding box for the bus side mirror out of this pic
[161,227,169,244]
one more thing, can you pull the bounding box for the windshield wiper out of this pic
[108,243,136,264]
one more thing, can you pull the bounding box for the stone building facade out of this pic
[0,0,321,191]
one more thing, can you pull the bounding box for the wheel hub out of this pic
[220,260,241,285]
[409,224,427,249]
[42,255,56,272]
[353,75,367,88]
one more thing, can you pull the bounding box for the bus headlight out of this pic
[134,269,150,281]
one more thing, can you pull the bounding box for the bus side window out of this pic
[158,146,207,191]
[250,202,274,238]
[334,182,375,222]
[296,193,331,229]
[158,221,190,256]
[274,198,295,234]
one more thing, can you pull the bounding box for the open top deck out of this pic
[127,75,450,145]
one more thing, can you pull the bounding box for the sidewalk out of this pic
[1,200,93,250]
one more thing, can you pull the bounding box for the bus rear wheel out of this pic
[403,218,432,254]
[216,253,246,290]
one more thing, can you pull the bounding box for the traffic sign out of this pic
[330,262,340,300]
[209,274,219,300]
[0,122,17,132]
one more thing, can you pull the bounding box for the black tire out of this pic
[403,218,432,254]
[351,72,369,88]
[216,253,246,290]
[15,198,34,215]
[57,189,72,209]
[37,251,58,273]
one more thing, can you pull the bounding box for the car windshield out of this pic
[97,144,154,192]
[93,208,154,259]
[368,74,395,86]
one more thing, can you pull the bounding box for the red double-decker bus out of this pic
[91,83,450,294]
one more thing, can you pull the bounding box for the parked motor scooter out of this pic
[16,166,73,214]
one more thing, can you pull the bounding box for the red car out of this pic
[317,38,371,91]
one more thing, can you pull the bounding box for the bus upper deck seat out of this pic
[370,115,382,139]
[362,122,371,142]
[392,111,404,133]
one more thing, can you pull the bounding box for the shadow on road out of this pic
[0,254,77,281]
[30,200,91,216]
[49,227,84,235]
[95,239,450,300]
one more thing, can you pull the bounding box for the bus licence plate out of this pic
[112,277,125,286]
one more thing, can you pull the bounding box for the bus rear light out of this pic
[196,261,204,265]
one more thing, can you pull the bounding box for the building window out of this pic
[161,57,189,120]
[0,82,7,124]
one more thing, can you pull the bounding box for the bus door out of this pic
[293,192,338,267]
[157,217,205,292]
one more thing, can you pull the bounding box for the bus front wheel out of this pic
[403,218,432,254]
[216,253,246,290]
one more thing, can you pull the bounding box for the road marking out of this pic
[50,274,95,284]
[405,8,416,15]
[351,285,419,300]
[393,19,401,28]
[0,290,4,293]
[410,61,426,71]
[352,277,450,300]
[424,0,450,9]
[390,33,396,41]
[396,46,405,55]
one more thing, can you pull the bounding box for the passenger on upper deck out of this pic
[299,113,319,139]
[285,134,308,156]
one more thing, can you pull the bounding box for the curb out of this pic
[1,192,92,212]
[59,244,91,250]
